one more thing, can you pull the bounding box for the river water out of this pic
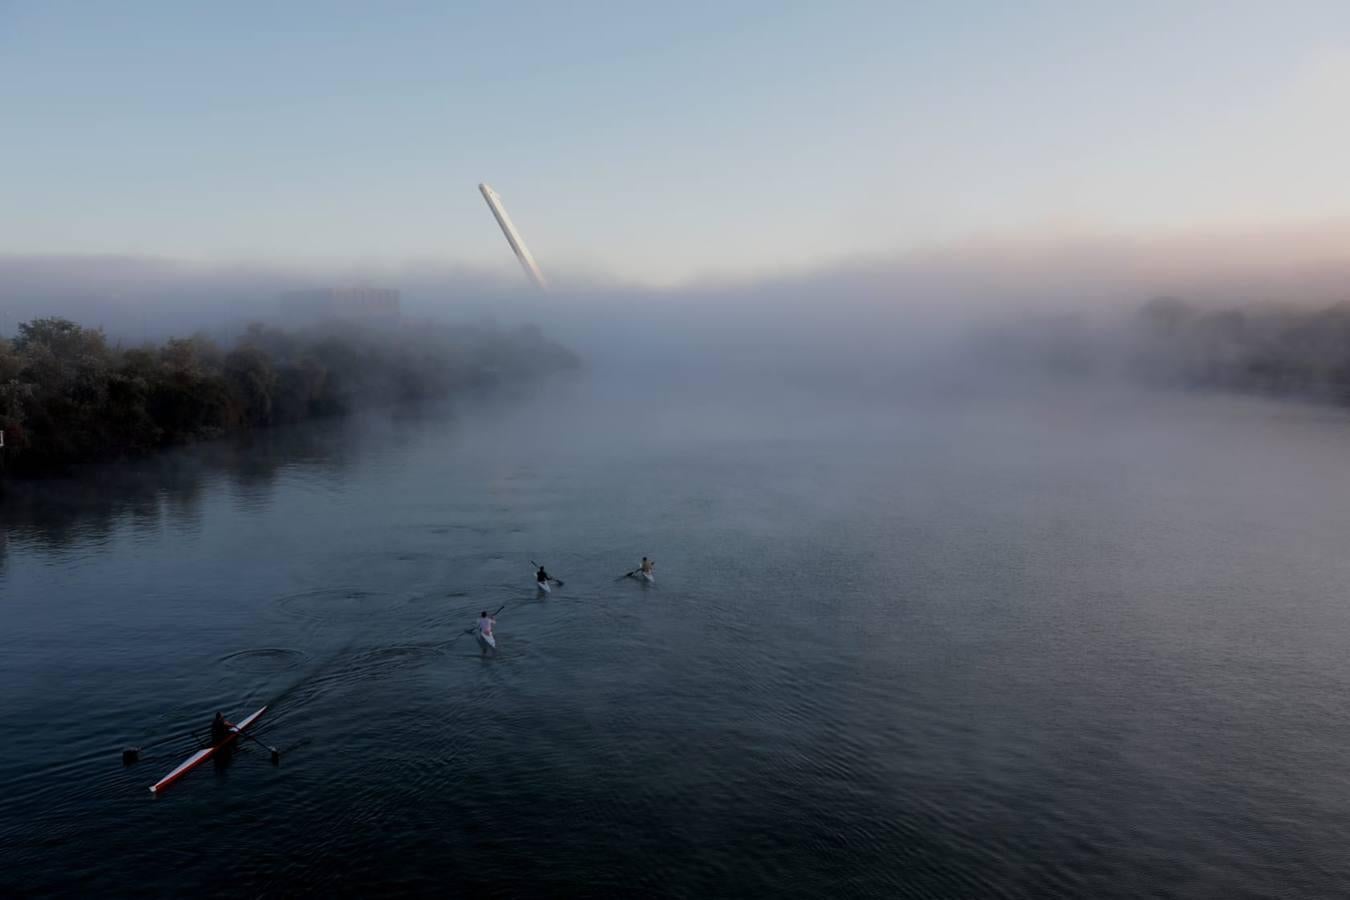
[3,377,1350,897]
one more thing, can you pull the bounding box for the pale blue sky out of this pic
[2,1,1348,284]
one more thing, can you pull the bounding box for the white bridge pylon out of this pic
[479,182,547,290]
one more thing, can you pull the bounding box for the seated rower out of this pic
[210,712,229,745]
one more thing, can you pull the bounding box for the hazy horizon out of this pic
[5,220,1349,348]
[4,2,1350,284]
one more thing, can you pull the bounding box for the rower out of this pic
[477,610,495,638]
[536,566,550,586]
[640,557,654,575]
[210,712,228,745]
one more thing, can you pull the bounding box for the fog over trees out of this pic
[0,317,579,476]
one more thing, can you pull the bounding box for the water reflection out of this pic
[0,414,396,554]
[0,380,555,569]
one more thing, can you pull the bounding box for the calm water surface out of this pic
[4,379,1350,897]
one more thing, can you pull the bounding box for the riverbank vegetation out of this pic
[971,298,1350,405]
[0,317,579,476]
[1127,298,1350,400]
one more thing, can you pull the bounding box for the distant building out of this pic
[280,287,401,325]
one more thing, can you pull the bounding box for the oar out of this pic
[122,727,206,763]
[616,569,637,581]
[233,727,282,764]
[221,715,281,763]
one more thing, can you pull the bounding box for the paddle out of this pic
[619,563,654,581]
[529,561,564,587]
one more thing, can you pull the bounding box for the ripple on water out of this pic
[348,645,445,674]
[219,647,310,674]
[273,588,406,623]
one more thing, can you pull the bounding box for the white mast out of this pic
[478,182,546,289]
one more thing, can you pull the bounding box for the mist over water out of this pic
[5,365,1350,896]
[6,235,1350,895]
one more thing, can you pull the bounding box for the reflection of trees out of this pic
[0,312,568,553]
[0,416,361,553]
[0,396,464,554]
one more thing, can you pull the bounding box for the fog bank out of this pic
[5,224,1349,386]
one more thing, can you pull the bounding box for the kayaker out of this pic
[477,610,495,638]
[210,712,228,744]
[640,557,654,575]
[536,566,550,585]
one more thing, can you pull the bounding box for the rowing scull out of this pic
[149,705,267,794]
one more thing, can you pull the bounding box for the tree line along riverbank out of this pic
[0,317,580,477]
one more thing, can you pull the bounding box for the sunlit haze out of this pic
[3,1,1349,285]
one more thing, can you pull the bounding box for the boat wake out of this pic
[219,647,309,673]
[273,587,407,623]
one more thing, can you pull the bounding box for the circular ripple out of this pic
[274,588,405,623]
[219,647,309,673]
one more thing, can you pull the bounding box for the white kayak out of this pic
[150,705,267,794]
[637,570,655,583]
[477,630,497,648]
[537,580,551,593]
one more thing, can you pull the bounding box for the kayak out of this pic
[478,630,497,649]
[150,705,267,794]
[637,570,655,583]
[537,580,551,593]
